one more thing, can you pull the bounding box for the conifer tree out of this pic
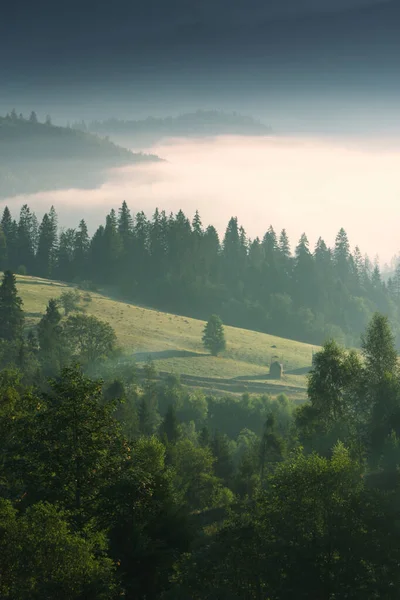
[0,226,7,271]
[72,219,90,279]
[36,211,58,278]
[118,201,134,241]
[37,298,65,374]
[16,205,37,273]
[1,207,17,270]
[0,271,24,341]
[160,404,180,444]
[361,313,398,387]
[202,314,226,356]
[56,228,76,280]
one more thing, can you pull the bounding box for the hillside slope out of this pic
[17,275,314,399]
[0,115,161,198]
[83,110,272,146]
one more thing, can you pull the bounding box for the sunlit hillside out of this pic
[16,275,316,399]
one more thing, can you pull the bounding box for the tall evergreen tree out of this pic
[293,233,316,310]
[102,210,122,283]
[334,228,351,282]
[0,226,7,271]
[36,212,58,278]
[56,228,76,281]
[202,314,226,356]
[72,219,90,279]
[118,201,134,240]
[16,205,37,273]
[160,404,180,444]
[1,207,17,270]
[0,271,24,341]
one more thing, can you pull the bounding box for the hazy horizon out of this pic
[2,133,400,266]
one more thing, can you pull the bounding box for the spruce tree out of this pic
[16,205,37,274]
[0,226,7,271]
[37,299,65,374]
[202,314,226,356]
[56,229,76,280]
[36,213,57,278]
[1,208,18,270]
[118,201,134,240]
[0,271,24,341]
[72,219,90,279]
[160,404,180,444]
[361,313,398,386]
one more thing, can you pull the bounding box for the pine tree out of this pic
[118,201,134,240]
[293,233,316,309]
[211,431,234,483]
[72,219,90,279]
[102,210,122,283]
[222,217,241,279]
[192,210,203,237]
[259,413,285,477]
[202,314,226,356]
[16,205,37,273]
[0,271,24,341]
[89,226,105,282]
[37,298,63,355]
[278,228,292,277]
[56,229,76,280]
[29,111,38,123]
[334,228,351,282]
[1,208,17,270]
[160,404,180,444]
[361,313,398,387]
[0,226,7,271]
[149,208,168,280]
[133,211,150,284]
[36,211,58,278]
[263,225,278,257]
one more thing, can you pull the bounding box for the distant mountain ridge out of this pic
[0,113,161,198]
[80,110,272,144]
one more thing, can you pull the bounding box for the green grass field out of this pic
[16,275,316,399]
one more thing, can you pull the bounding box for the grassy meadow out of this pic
[16,275,316,399]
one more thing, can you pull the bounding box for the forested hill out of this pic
[2,201,400,349]
[0,111,160,198]
[78,110,272,144]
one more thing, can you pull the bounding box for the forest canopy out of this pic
[0,202,398,348]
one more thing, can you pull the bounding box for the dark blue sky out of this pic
[1,0,399,123]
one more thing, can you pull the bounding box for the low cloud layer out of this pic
[2,135,400,263]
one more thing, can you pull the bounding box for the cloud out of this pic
[2,134,400,263]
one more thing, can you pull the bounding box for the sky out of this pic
[1,0,398,111]
[2,134,400,265]
[2,0,400,267]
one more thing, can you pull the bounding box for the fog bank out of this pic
[2,134,400,263]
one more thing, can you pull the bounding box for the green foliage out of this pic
[308,339,362,426]
[160,403,180,444]
[16,366,128,525]
[63,313,117,365]
[37,298,65,374]
[2,203,400,347]
[0,500,117,600]
[202,314,226,356]
[0,271,24,342]
[59,289,82,315]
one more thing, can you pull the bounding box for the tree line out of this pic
[2,267,400,597]
[1,202,400,346]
